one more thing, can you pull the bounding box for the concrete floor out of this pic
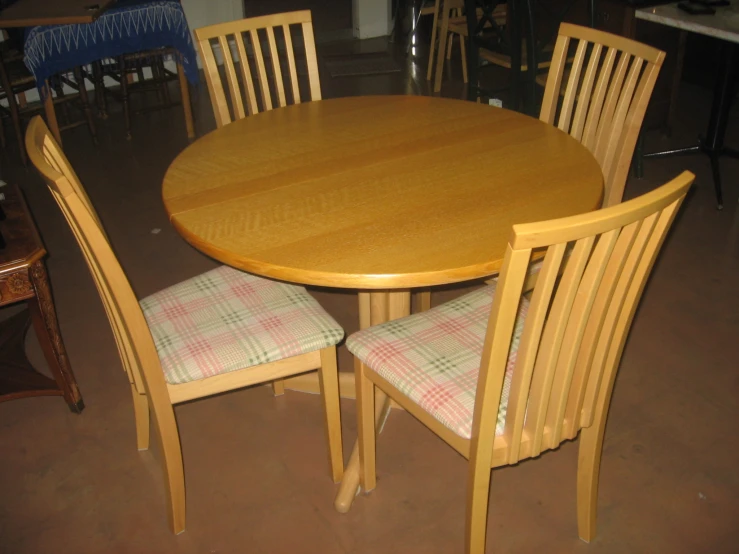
[0,14,738,554]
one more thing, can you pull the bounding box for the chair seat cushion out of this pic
[141,266,344,385]
[347,284,528,439]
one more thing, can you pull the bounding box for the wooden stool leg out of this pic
[6,82,26,166]
[92,61,108,117]
[74,66,97,145]
[119,56,132,139]
[28,260,84,413]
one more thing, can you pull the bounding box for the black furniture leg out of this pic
[644,42,739,209]
[708,150,723,208]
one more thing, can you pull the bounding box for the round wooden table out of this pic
[162,94,603,513]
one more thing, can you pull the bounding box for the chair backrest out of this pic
[540,23,665,207]
[472,170,693,466]
[24,116,169,406]
[194,10,321,128]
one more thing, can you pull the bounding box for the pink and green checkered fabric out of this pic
[140,266,344,385]
[347,284,528,439]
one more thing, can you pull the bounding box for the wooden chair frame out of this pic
[194,10,321,128]
[540,23,665,208]
[25,115,343,534]
[427,0,468,93]
[418,23,665,310]
[356,171,693,554]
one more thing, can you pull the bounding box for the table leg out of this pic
[177,62,195,139]
[42,81,62,145]
[28,260,84,413]
[334,290,410,513]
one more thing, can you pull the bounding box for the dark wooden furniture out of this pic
[93,47,188,140]
[0,182,83,413]
[0,0,115,27]
[0,43,97,165]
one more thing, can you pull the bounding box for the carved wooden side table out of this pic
[0,182,83,413]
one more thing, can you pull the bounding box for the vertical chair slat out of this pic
[569,220,640,429]
[194,36,230,128]
[528,238,594,456]
[598,57,643,181]
[544,236,598,445]
[234,32,258,116]
[218,35,246,121]
[519,242,570,456]
[539,35,570,126]
[569,43,603,143]
[266,26,287,107]
[473,245,531,463]
[557,39,589,133]
[282,24,301,104]
[593,52,631,163]
[581,212,659,426]
[505,244,564,463]
[301,21,322,101]
[580,47,617,153]
[590,201,685,421]
[603,58,663,207]
[561,228,619,438]
[250,28,273,111]
[195,11,321,125]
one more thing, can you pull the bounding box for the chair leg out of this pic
[465,458,493,554]
[153,406,186,534]
[577,424,605,543]
[74,66,97,145]
[157,57,172,107]
[460,36,468,84]
[426,0,441,81]
[92,60,108,117]
[355,357,377,493]
[131,383,150,451]
[119,56,132,139]
[434,12,450,93]
[6,85,27,165]
[318,347,344,483]
[446,33,454,59]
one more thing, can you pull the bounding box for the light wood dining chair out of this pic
[418,23,665,310]
[349,171,693,554]
[25,115,344,535]
[427,0,467,93]
[194,10,321,128]
[428,0,507,93]
[540,23,665,208]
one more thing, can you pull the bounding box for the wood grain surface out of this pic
[163,95,604,289]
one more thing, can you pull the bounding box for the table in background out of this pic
[0,0,114,27]
[0,182,83,413]
[161,94,604,513]
[637,2,739,208]
[3,0,199,143]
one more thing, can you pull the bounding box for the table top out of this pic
[636,2,739,43]
[0,0,116,27]
[163,95,603,290]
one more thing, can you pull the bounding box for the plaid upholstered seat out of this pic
[141,266,344,385]
[347,285,528,439]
